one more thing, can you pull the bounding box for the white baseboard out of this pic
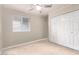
[2,38,48,50]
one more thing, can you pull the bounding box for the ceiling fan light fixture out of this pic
[36,5,42,11]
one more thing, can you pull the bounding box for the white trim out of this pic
[2,38,48,50]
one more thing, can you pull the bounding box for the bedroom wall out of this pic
[2,7,48,48]
[0,5,2,54]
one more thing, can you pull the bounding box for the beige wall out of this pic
[0,5,2,54]
[43,16,48,38]
[2,7,48,48]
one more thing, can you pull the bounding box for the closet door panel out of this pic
[49,17,58,43]
[61,14,74,48]
[49,13,74,48]
[49,10,79,50]
[55,15,73,48]
[72,12,79,50]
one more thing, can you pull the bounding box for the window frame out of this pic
[12,15,31,32]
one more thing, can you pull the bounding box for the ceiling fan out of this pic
[33,4,52,8]
[42,4,53,8]
[29,4,52,13]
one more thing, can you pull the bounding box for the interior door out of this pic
[49,17,58,43]
[49,13,74,49]
[73,19,79,50]
[49,10,79,50]
[56,16,73,48]
[71,10,79,51]
[61,13,74,49]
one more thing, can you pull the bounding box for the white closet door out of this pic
[61,13,74,48]
[71,10,79,50]
[49,10,79,50]
[48,17,55,42]
[49,17,58,43]
[49,14,74,48]
[73,19,79,50]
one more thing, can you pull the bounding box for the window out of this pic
[13,16,30,32]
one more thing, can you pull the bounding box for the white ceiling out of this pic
[3,4,72,16]
[3,4,52,16]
